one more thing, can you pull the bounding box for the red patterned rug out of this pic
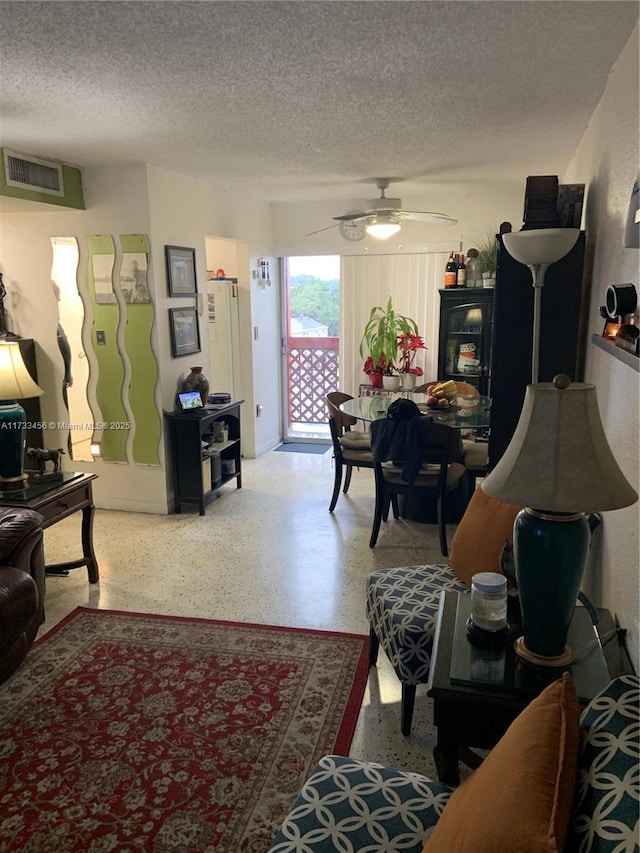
[0,608,369,852]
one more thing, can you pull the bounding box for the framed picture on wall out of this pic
[169,307,201,358]
[166,245,197,296]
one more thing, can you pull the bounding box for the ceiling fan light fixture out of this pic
[366,216,401,240]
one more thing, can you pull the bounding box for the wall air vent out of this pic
[3,149,64,196]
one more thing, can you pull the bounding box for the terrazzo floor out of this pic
[36,446,459,780]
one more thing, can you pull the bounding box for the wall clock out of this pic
[339,219,366,242]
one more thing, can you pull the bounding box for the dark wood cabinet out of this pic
[488,232,588,469]
[437,289,494,397]
[166,401,243,515]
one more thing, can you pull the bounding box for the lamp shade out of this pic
[366,216,401,240]
[0,341,43,400]
[482,376,637,513]
[502,228,580,266]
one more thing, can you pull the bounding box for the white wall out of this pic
[562,25,639,670]
[0,163,280,512]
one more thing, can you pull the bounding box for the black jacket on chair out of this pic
[371,399,432,484]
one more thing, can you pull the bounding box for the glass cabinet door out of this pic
[438,292,494,395]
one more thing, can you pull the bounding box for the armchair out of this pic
[0,507,46,682]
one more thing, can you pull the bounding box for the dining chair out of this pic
[326,392,373,512]
[414,381,488,489]
[369,417,467,554]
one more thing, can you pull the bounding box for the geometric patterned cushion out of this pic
[567,674,640,853]
[267,754,453,853]
[366,564,467,686]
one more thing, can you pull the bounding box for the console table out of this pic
[165,401,243,515]
[0,472,99,582]
[427,589,633,785]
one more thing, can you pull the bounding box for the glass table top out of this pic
[0,472,86,503]
[450,593,611,703]
[340,393,491,430]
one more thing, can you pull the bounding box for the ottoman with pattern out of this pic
[268,674,639,853]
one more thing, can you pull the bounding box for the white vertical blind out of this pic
[339,252,449,397]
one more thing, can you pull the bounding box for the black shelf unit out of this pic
[488,231,588,470]
[165,400,243,515]
[437,289,494,397]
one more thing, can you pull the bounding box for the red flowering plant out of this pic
[363,354,390,375]
[397,332,426,375]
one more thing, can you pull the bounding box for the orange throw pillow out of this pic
[422,673,580,853]
[449,487,521,586]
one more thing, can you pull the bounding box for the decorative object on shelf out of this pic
[0,341,44,488]
[169,307,201,358]
[502,228,580,383]
[482,374,638,667]
[166,245,197,297]
[360,297,420,382]
[182,366,210,405]
[25,446,65,475]
[475,232,498,281]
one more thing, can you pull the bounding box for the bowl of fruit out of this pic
[425,380,457,409]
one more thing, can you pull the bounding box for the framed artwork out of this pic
[166,245,197,296]
[169,307,201,358]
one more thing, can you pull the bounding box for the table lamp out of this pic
[502,228,580,383]
[0,341,44,487]
[482,374,638,666]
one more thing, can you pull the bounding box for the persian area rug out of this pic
[0,608,369,852]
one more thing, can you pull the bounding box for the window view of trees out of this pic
[289,274,339,336]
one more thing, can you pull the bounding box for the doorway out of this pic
[281,256,340,442]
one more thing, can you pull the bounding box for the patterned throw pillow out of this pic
[567,674,640,853]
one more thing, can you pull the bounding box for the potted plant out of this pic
[397,332,426,389]
[360,297,420,389]
[475,232,498,288]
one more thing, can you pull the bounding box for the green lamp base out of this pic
[514,507,590,666]
[0,400,28,486]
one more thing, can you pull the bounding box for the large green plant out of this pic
[359,296,419,373]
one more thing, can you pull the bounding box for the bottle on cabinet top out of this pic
[456,254,467,287]
[444,251,457,288]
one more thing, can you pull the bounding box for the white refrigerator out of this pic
[206,277,242,398]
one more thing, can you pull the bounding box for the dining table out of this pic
[340,392,491,431]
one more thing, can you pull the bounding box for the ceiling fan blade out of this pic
[403,210,458,226]
[333,211,368,222]
[305,223,340,236]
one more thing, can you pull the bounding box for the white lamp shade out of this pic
[366,216,401,240]
[482,378,638,513]
[0,341,44,400]
[502,228,580,266]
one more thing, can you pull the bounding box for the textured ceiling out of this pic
[0,1,638,205]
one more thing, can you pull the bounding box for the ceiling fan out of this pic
[308,178,457,241]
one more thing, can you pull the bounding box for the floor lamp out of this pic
[501,229,580,383]
[482,375,638,666]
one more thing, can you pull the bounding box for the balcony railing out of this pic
[286,336,339,428]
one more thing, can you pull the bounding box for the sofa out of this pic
[0,507,46,682]
[268,673,639,853]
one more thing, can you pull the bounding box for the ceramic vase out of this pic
[183,366,210,405]
[369,372,383,389]
[382,374,401,391]
[400,373,416,390]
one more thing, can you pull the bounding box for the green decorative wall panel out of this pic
[86,236,127,463]
[119,235,160,465]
